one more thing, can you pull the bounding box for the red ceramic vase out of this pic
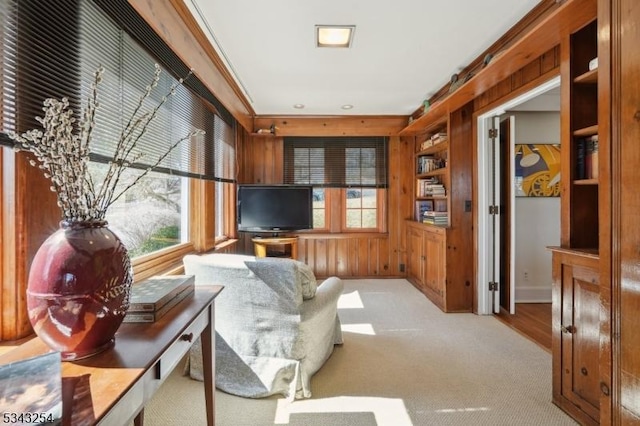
[27,220,132,361]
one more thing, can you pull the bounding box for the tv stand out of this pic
[252,236,298,259]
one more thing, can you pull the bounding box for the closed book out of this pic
[576,138,586,179]
[128,275,195,312]
[124,286,194,323]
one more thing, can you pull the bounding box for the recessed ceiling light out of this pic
[293,104,305,109]
[341,104,354,110]
[316,25,355,48]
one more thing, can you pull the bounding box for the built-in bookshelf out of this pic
[413,120,449,225]
[568,19,599,250]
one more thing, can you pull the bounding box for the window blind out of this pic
[0,0,235,182]
[283,137,388,188]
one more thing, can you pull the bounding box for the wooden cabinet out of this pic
[406,221,470,312]
[551,248,600,425]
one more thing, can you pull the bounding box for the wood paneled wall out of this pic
[235,124,413,279]
[474,46,560,112]
[1,152,59,340]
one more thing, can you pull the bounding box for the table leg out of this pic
[201,304,215,426]
[134,409,144,426]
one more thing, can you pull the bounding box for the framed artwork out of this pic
[514,144,561,197]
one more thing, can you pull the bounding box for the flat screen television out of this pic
[237,185,313,233]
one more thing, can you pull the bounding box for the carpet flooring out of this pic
[143,278,577,425]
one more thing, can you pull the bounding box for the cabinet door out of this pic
[424,231,445,298]
[407,227,424,287]
[560,263,600,422]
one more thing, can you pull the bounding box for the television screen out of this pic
[237,185,313,233]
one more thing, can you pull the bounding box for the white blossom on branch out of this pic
[9,65,204,224]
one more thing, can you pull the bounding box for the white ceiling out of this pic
[185,0,543,116]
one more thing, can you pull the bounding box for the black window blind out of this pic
[284,137,388,188]
[0,0,235,182]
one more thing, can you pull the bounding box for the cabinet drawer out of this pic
[155,308,209,380]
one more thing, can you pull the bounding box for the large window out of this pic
[0,0,236,261]
[284,137,387,232]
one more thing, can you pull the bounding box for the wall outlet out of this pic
[523,270,529,281]
[399,263,405,272]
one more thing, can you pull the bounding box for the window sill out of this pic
[213,238,238,252]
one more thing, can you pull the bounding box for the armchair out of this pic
[182,253,343,400]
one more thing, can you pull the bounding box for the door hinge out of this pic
[489,282,498,291]
[489,205,500,215]
[488,128,498,139]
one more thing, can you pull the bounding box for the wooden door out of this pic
[424,230,445,299]
[560,263,600,422]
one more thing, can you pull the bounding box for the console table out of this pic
[0,285,223,426]
[252,236,298,259]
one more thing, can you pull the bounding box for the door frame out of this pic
[476,75,560,315]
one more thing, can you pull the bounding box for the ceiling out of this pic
[185,0,543,117]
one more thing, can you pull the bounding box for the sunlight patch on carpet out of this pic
[337,290,364,309]
[274,396,413,425]
[341,323,376,335]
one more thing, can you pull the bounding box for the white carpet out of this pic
[143,279,577,425]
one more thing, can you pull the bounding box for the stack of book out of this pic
[430,132,448,145]
[124,275,195,323]
[423,211,449,226]
[417,178,446,198]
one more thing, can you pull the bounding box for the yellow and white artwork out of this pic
[514,144,561,197]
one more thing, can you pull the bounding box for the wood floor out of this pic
[495,303,552,352]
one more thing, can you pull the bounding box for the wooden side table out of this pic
[252,237,298,259]
[0,285,223,426]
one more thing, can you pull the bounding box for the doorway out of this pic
[476,76,561,348]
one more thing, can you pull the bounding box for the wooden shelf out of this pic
[417,196,448,201]
[574,68,598,84]
[573,124,598,137]
[573,178,598,185]
[417,167,448,178]
[417,141,449,156]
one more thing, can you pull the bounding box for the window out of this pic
[214,115,236,241]
[0,0,237,263]
[284,137,387,232]
[90,163,189,257]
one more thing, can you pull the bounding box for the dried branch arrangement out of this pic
[10,65,203,224]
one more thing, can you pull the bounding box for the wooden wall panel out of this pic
[474,47,560,111]
[233,125,412,280]
[2,152,59,340]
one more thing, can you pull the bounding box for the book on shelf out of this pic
[576,135,598,180]
[417,155,446,174]
[586,135,599,179]
[423,210,448,225]
[124,285,194,323]
[430,132,448,145]
[127,275,195,312]
[415,200,434,221]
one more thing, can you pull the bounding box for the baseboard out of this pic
[515,285,552,303]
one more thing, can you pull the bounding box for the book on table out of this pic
[124,275,195,322]
[124,285,194,323]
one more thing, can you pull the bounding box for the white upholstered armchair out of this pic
[182,253,343,400]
